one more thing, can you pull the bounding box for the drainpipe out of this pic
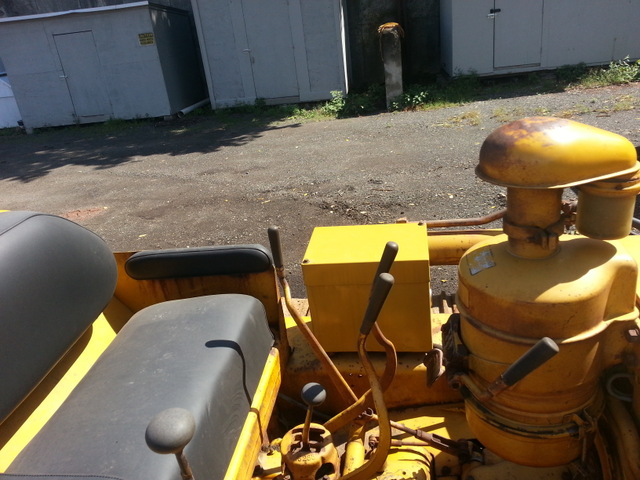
[177,98,210,118]
[378,23,404,109]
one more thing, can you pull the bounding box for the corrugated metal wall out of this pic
[191,0,348,108]
[0,3,206,130]
[2,0,442,91]
[0,0,192,17]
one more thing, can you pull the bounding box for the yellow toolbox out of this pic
[301,223,432,352]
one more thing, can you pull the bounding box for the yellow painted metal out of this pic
[323,322,398,434]
[616,236,640,300]
[477,117,639,189]
[504,188,564,258]
[225,348,281,480]
[462,458,572,480]
[457,233,639,466]
[456,117,640,467]
[0,313,119,471]
[281,422,340,480]
[342,424,366,474]
[277,265,357,409]
[384,403,470,479]
[427,230,502,265]
[113,251,283,328]
[338,332,392,480]
[602,396,640,480]
[373,446,433,480]
[576,172,640,240]
[302,223,431,352]
[282,314,461,416]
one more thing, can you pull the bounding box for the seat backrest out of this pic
[0,212,117,423]
[125,245,274,279]
[119,245,281,327]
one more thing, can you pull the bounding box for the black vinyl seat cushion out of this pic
[0,211,117,423]
[5,294,274,480]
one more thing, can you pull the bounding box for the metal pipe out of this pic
[339,273,394,479]
[427,231,501,265]
[606,395,640,479]
[425,208,506,228]
[268,226,358,408]
[177,98,210,118]
[339,333,392,480]
[279,273,358,408]
[323,314,397,434]
[343,424,366,475]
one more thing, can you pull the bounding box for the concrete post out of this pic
[378,23,404,109]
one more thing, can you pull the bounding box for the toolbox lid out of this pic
[302,223,429,286]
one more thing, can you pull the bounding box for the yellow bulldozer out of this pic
[1,117,639,479]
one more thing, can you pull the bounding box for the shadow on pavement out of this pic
[0,115,302,183]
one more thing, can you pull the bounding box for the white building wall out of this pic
[0,78,22,128]
[0,2,204,130]
[191,0,347,108]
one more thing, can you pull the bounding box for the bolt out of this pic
[626,328,640,343]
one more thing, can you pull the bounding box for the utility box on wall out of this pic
[190,0,348,108]
[441,0,640,77]
[0,2,206,131]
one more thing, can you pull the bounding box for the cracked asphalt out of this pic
[1,83,639,295]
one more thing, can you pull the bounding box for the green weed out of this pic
[559,57,640,89]
[390,86,430,111]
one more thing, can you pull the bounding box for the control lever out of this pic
[340,272,395,479]
[372,241,398,284]
[267,226,358,408]
[281,382,340,479]
[301,382,327,449]
[267,226,284,269]
[325,244,399,434]
[360,272,395,336]
[145,408,196,480]
[485,337,559,398]
[368,242,399,391]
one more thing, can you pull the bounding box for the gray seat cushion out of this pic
[5,294,274,480]
[0,211,117,423]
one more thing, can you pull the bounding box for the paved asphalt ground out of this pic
[1,83,639,295]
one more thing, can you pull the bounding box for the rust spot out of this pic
[480,117,565,164]
[377,22,405,37]
[478,117,573,185]
[59,207,107,221]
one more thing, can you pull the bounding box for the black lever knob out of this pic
[501,337,559,387]
[485,337,559,398]
[301,382,326,448]
[267,226,284,269]
[146,408,196,480]
[360,273,394,336]
[302,382,327,407]
[373,241,399,279]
